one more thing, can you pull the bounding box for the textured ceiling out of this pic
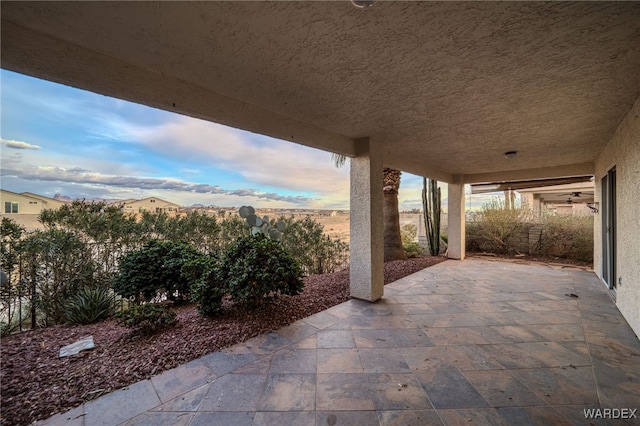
[2,1,640,183]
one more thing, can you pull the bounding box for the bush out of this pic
[113,240,200,303]
[116,302,177,335]
[401,224,416,242]
[219,235,304,309]
[401,224,424,257]
[185,255,226,316]
[466,201,594,264]
[280,216,349,274]
[39,201,145,288]
[2,205,349,333]
[64,287,115,325]
[538,214,593,262]
[21,229,97,325]
[468,200,532,254]
[1,218,28,334]
[0,302,31,337]
[403,241,424,257]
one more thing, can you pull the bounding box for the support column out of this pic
[350,138,384,301]
[533,194,542,214]
[448,181,466,260]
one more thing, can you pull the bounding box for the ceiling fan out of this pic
[560,192,583,198]
[558,191,593,204]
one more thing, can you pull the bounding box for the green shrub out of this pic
[184,255,226,316]
[39,201,145,288]
[64,287,115,325]
[113,240,200,303]
[1,218,27,335]
[280,216,349,274]
[403,241,424,257]
[116,302,177,335]
[219,235,304,309]
[3,204,352,333]
[400,224,423,257]
[20,229,97,325]
[401,223,417,244]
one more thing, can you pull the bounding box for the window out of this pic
[4,202,18,214]
[150,199,156,203]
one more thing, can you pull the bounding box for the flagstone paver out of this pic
[38,259,640,425]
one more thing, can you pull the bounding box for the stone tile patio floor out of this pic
[41,259,640,426]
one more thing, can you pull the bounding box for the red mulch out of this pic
[0,256,446,425]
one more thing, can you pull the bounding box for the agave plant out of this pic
[64,287,115,325]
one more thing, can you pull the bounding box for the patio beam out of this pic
[349,138,384,302]
[384,151,453,183]
[463,162,595,184]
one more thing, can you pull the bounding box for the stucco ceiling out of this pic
[2,1,640,183]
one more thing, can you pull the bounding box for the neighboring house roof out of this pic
[111,198,137,205]
[1,191,183,212]
[19,191,67,205]
[1,189,66,206]
[141,197,179,206]
[0,189,22,198]
[119,197,181,211]
[0,189,68,216]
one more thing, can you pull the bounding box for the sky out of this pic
[1,70,497,210]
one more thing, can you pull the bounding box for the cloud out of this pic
[126,117,349,195]
[1,71,350,208]
[0,164,312,204]
[397,173,451,211]
[2,138,41,150]
[72,113,350,206]
[67,167,90,173]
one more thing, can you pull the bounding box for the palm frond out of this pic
[331,153,349,168]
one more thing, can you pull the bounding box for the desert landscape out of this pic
[211,208,441,244]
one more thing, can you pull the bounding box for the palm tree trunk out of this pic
[383,168,407,262]
[333,156,406,262]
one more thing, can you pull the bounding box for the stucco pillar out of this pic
[350,139,384,301]
[533,194,542,215]
[448,181,466,260]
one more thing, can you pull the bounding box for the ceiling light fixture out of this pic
[351,0,376,9]
[504,151,517,160]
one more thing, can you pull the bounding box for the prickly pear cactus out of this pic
[238,205,255,219]
[239,206,287,241]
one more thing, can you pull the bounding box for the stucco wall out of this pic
[0,191,45,215]
[594,95,640,337]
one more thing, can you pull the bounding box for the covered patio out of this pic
[2,2,639,334]
[42,259,640,425]
[3,3,639,424]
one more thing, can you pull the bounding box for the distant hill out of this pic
[53,193,74,202]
